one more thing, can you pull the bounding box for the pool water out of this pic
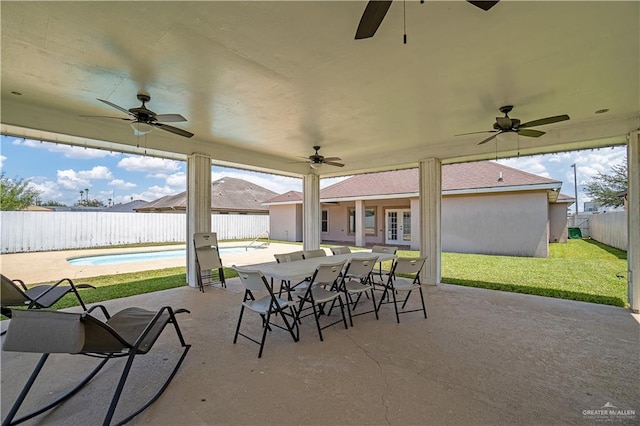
[68,246,258,266]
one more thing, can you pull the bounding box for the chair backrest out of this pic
[372,245,398,255]
[193,232,219,249]
[393,257,427,276]
[274,251,304,263]
[330,246,351,255]
[233,267,270,293]
[1,274,28,306]
[194,232,223,269]
[345,256,378,278]
[303,249,327,259]
[311,260,347,285]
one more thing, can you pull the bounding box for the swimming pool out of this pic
[68,246,259,266]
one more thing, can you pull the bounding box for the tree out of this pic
[0,172,42,211]
[584,159,627,208]
[85,199,106,207]
[41,200,67,207]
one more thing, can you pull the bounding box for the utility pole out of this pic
[571,163,578,221]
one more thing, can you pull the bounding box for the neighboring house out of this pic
[104,200,149,212]
[264,161,574,258]
[136,177,277,215]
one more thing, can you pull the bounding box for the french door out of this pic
[385,209,411,245]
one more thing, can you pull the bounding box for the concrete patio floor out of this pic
[1,280,638,425]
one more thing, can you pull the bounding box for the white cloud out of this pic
[27,179,63,201]
[166,172,186,187]
[118,156,181,173]
[108,179,136,189]
[57,169,90,190]
[129,185,180,202]
[0,155,6,168]
[77,165,113,180]
[13,138,119,159]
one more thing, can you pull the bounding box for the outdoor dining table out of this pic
[240,251,397,283]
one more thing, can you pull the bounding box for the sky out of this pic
[0,134,627,213]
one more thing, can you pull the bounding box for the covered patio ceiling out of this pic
[1,1,638,177]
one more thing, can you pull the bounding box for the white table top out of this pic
[239,251,396,281]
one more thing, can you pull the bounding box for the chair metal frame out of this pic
[233,267,299,358]
[1,305,191,426]
[376,257,428,323]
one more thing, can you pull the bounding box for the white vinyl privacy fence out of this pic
[1,212,269,253]
[588,211,628,251]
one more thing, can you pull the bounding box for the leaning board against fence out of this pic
[0,211,269,253]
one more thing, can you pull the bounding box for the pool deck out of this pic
[0,242,313,284]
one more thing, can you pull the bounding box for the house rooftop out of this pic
[137,177,278,213]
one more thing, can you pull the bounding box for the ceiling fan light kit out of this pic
[81,93,194,138]
[455,105,570,145]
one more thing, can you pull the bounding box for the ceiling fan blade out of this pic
[467,1,500,11]
[478,132,501,145]
[518,129,545,138]
[455,130,498,136]
[97,98,135,117]
[355,0,393,40]
[322,157,342,162]
[152,123,194,138]
[519,114,570,129]
[155,113,187,123]
[79,115,132,121]
[325,161,345,168]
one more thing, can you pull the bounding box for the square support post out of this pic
[628,131,640,312]
[355,200,365,247]
[186,153,212,287]
[303,173,321,251]
[418,158,442,285]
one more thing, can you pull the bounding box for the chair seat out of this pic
[391,277,420,291]
[344,280,372,294]
[243,295,291,315]
[309,287,341,304]
[96,307,171,354]
[25,286,74,308]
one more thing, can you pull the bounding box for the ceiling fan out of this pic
[302,146,344,169]
[82,94,194,138]
[355,0,500,40]
[457,105,570,145]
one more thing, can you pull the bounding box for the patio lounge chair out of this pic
[194,232,226,291]
[1,305,191,426]
[1,273,94,321]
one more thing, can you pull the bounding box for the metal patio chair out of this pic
[295,260,348,341]
[1,305,191,426]
[377,256,428,323]
[233,267,299,358]
[302,249,327,259]
[330,246,351,255]
[193,232,226,291]
[273,251,306,299]
[1,274,95,327]
[339,255,379,326]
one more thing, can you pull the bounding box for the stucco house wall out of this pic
[549,203,569,243]
[322,199,412,246]
[269,204,302,242]
[442,191,550,257]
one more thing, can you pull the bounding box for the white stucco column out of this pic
[418,158,442,285]
[186,153,212,287]
[355,200,365,247]
[303,173,321,251]
[410,198,420,251]
[628,131,640,312]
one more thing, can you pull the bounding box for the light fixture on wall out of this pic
[130,121,153,135]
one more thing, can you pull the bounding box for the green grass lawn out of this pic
[4,239,629,317]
